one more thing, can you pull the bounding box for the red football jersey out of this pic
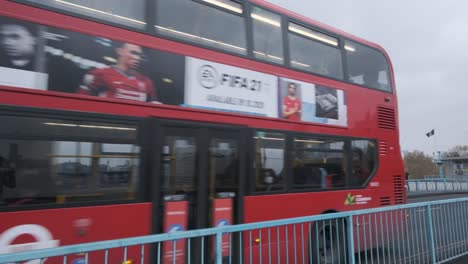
[78,67,157,102]
[283,96,301,121]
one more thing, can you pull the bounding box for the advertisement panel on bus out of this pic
[0,16,347,127]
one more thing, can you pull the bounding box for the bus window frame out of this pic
[249,128,289,195]
[9,0,152,33]
[192,0,246,16]
[0,105,148,213]
[288,132,348,192]
[287,134,379,193]
[344,38,394,93]
[348,138,380,189]
[249,4,285,65]
[248,128,380,195]
[286,20,344,80]
[155,0,249,55]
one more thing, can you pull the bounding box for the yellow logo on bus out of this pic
[344,193,356,206]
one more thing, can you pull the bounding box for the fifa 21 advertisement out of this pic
[0,15,347,126]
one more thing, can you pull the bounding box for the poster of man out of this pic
[281,81,302,121]
[0,21,38,71]
[77,43,159,103]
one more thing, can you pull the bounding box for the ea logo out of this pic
[167,224,184,233]
[198,65,218,89]
[0,225,60,264]
[216,219,229,228]
[71,258,86,264]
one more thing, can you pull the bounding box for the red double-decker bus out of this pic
[0,0,405,263]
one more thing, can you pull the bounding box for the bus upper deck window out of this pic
[155,0,247,55]
[345,40,392,92]
[251,6,284,64]
[25,0,146,29]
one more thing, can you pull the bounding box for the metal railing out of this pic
[1,198,467,264]
[407,179,468,193]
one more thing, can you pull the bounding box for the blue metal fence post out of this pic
[346,216,355,264]
[426,204,437,263]
[216,232,223,264]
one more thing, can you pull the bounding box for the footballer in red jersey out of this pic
[282,82,301,121]
[78,43,158,102]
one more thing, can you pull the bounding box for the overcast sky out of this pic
[267,0,468,155]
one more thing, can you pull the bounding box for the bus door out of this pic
[152,120,246,263]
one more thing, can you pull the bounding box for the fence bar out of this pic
[2,198,468,264]
[346,215,355,264]
[140,245,145,264]
[216,232,223,264]
[277,226,280,264]
[364,215,369,264]
[335,219,341,264]
[239,232,243,264]
[124,246,128,264]
[308,223,313,264]
[293,224,297,264]
[259,229,263,264]
[315,222,319,264]
[301,224,305,264]
[201,237,205,264]
[104,250,108,264]
[286,225,290,264]
[384,212,391,263]
[268,228,272,264]
[368,214,373,264]
[172,241,176,264]
[390,211,396,264]
[249,230,252,264]
[341,218,347,264]
[188,238,191,264]
[426,204,437,263]
[157,242,161,264]
[374,213,380,264]
[462,203,468,253]
[229,233,232,264]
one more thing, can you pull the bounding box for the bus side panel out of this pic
[0,203,151,263]
[243,190,381,261]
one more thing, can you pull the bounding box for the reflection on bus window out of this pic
[349,140,377,187]
[0,140,140,206]
[251,6,283,64]
[254,131,285,192]
[293,152,346,189]
[0,115,139,206]
[292,136,346,190]
[209,138,238,197]
[288,23,343,79]
[293,136,344,150]
[345,40,392,92]
[156,0,247,54]
[0,116,137,140]
[25,0,146,28]
[161,136,197,195]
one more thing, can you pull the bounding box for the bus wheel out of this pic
[310,219,347,264]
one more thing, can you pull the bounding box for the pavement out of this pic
[448,254,468,263]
